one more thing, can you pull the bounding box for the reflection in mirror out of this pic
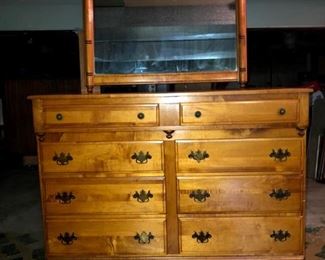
[94,0,237,74]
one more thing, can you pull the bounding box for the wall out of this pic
[1,0,325,31]
[0,1,82,31]
[248,0,325,28]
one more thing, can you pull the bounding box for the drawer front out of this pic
[47,218,166,256]
[181,100,299,125]
[44,179,165,215]
[178,175,302,213]
[44,105,159,127]
[180,217,302,255]
[177,139,302,173]
[41,142,163,173]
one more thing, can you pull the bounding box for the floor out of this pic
[0,166,44,259]
[307,179,325,227]
[0,166,324,259]
[0,167,42,235]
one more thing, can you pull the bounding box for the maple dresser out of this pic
[29,87,311,259]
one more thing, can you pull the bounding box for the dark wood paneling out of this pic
[3,79,80,157]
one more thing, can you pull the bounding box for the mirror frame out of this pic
[84,0,247,93]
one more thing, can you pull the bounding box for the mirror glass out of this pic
[94,0,237,74]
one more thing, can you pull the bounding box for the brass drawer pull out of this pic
[57,232,77,245]
[189,189,210,203]
[269,149,291,162]
[131,151,152,164]
[133,190,153,203]
[53,152,73,166]
[137,112,145,120]
[270,230,291,242]
[56,113,63,121]
[134,231,154,244]
[55,192,76,204]
[279,108,286,115]
[269,189,291,201]
[192,231,212,243]
[188,150,209,163]
[194,111,202,118]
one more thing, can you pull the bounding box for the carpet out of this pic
[0,233,44,260]
[306,222,325,259]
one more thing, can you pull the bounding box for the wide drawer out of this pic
[47,218,166,256]
[178,175,302,213]
[181,100,299,126]
[177,138,302,173]
[44,104,159,127]
[44,179,165,215]
[40,141,163,173]
[180,216,303,255]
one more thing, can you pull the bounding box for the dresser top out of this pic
[28,88,312,100]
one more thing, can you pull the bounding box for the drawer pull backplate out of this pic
[57,232,77,245]
[189,189,210,202]
[188,150,209,163]
[131,151,152,164]
[269,189,291,201]
[134,232,154,244]
[133,190,153,203]
[270,230,291,242]
[269,149,291,162]
[53,152,73,166]
[55,192,76,204]
[192,231,212,243]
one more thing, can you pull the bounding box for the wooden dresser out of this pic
[30,88,310,259]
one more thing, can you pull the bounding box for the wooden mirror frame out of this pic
[84,0,247,93]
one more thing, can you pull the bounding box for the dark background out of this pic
[0,28,325,166]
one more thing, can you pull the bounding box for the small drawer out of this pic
[47,218,166,256]
[179,217,302,255]
[178,175,302,213]
[181,100,299,126]
[44,179,165,215]
[177,138,302,173]
[44,104,159,127]
[41,141,163,174]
